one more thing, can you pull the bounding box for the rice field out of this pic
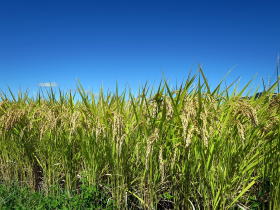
[0,71,279,209]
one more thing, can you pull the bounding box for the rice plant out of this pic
[0,70,279,209]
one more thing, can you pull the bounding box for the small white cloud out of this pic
[38,82,58,87]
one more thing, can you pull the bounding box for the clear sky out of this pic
[0,0,279,95]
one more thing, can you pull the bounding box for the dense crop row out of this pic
[0,71,279,209]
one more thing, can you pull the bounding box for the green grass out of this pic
[0,71,279,209]
[0,181,115,209]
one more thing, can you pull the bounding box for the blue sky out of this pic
[0,0,279,95]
